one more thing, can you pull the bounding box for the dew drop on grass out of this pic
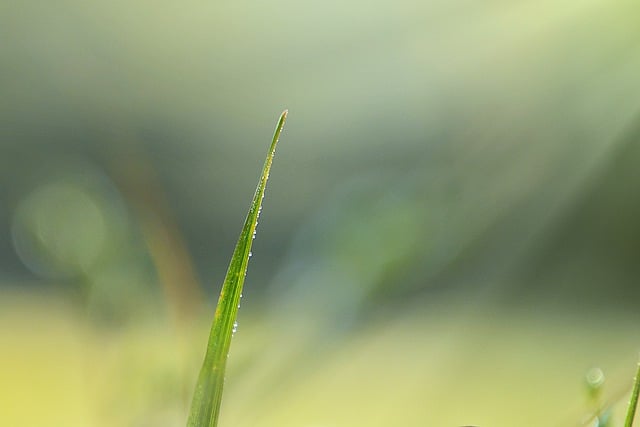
[586,367,605,391]
[232,321,238,334]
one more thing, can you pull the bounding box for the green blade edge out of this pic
[187,110,288,427]
[624,357,640,427]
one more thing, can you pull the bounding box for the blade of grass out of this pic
[624,357,640,427]
[187,110,288,427]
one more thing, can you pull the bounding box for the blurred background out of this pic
[2,1,640,426]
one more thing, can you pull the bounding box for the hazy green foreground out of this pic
[1,292,639,427]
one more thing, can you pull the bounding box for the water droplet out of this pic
[248,251,252,258]
[586,367,605,389]
[232,321,238,334]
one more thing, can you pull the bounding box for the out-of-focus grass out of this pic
[624,361,640,427]
[2,289,639,427]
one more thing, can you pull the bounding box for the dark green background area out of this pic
[2,1,640,311]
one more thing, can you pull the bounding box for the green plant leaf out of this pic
[624,357,640,427]
[187,110,288,427]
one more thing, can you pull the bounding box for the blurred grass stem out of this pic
[624,358,640,427]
